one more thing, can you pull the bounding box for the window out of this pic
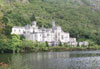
[35,35,37,38]
[14,29,16,32]
[47,34,49,36]
[62,35,63,40]
[19,30,21,32]
[40,34,42,37]
[58,33,60,36]
[23,31,25,33]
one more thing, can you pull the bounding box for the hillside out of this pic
[0,0,100,45]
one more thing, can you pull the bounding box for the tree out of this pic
[30,14,36,21]
[3,25,12,37]
[45,41,49,47]
[38,42,49,51]
[88,40,96,47]
[9,34,22,53]
[21,39,34,51]
[58,41,62,46]
[63,43,69,47]
[0,34,8,53]
[0,22,5,34]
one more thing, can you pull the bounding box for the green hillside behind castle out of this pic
[0,0,100,53]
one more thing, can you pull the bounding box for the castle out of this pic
[11,20,78,46]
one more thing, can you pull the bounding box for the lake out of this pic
[0,50,100,69]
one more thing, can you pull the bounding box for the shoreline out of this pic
[45,47,100,52]
[1,46,100,53]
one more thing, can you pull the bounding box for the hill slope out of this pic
[0,0,100,44]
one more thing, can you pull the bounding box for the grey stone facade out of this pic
[11,20,78,46]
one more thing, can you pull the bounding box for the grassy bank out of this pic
[1,46,100,53]
[1,45,100,53]
[19,46,100,53]
[48,46,100,52]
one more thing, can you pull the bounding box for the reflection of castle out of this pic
[11,20,78,46]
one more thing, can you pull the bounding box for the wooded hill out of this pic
[0,0,100,46]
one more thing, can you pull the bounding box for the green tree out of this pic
[0,35,8,53]
[45,41,49,47]
[58,41,62,46]
[21,39,34,51]
[38,42,49,51]
[9,34,22,53]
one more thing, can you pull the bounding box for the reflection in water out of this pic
[21,52,70,69]
[10,54,29,69]
[1,51,100,69]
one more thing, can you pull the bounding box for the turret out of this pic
[42,25,46,31]
[32,21,37,28]
[52,20,56,27]
[32,21,38,32]
[52,20,57,32]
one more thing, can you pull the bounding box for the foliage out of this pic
[9,34,22,53]
[45,41,49,47]
[58,41,62,46]
[0,0,99,44]
[21,39,34,48]
[0,0,100,53]
[34,42,49,51]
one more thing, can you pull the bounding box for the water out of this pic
[0,50,100,69]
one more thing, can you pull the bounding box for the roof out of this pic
[13,26,25,29]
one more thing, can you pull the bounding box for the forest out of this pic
[0,0,100,53]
